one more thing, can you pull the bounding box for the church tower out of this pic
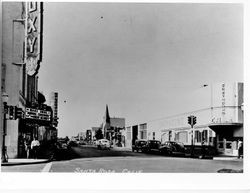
[102,104,111,139]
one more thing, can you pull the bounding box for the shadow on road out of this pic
[54,145,165,161]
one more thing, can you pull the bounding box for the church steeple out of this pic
[103,104,111,139]
[104,104,110,123]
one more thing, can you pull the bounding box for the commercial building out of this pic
[125,82,243,156]
[1,2,57,159]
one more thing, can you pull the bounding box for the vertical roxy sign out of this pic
[25,2,43,76]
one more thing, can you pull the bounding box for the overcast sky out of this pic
[38,3,243,137]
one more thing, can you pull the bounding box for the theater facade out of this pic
[2,2,58,159]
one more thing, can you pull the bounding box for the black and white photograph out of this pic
[0,0,247,182]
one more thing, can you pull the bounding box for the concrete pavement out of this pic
[51,156,243,173]
[1,142,57,166]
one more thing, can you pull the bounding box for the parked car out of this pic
[61,142,68,149]
[141,140,161,153]
[79,140,86,145]
[159,141,186,156]
[97,139,111,150]
[93,140,97,146]
[132,139,147,152]
[67,140,78,148]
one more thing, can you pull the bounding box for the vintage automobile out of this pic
[141,140,161,153]
[132,139,147,152]
[97,139,111,150]
[159,141,186,156]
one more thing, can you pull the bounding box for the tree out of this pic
[65,136,69,143]
[95,129,103,140]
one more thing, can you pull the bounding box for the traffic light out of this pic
[9,106,15,120]
[15,106,23,119]
[193,116,197,125]
[188,116,191,125]
[188,115,197,127]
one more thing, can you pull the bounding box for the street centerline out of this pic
[41,162,52,172]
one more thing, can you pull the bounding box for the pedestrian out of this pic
[24,138,31,159]
[201,138,206,159]
[31,137,40,159]
[238,140,243,159]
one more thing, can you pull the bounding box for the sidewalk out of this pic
[1,158,50,166]
[112,146,132,151]
[213,155,242,161]
[1,143,56,166]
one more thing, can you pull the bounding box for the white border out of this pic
[1,0,249,191]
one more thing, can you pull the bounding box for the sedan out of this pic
[97,139,111,150]
[141,140,161,153]
[160,141,186,156]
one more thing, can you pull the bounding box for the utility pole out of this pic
[188,115,197,157]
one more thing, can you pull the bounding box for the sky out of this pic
[38,3,243,137]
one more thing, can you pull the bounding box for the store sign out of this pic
[221,83,226,115]
[26,2,43,76]
[25,108,51,121]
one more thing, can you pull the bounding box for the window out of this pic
[1,63,6,92]
[175,133,179,141]
[21,64,26,97]
[140,130,147,140]
[195,131,202,143]
[202,130,208,142]
[139,123,147,140]
[178,131,188,143]
[169,131,172,141]
[126,127,132,140]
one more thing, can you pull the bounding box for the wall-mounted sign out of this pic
[221,83,226,115]
[25,107,51,121]
[25,2,43,76]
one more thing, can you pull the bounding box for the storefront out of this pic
[17,105,54,158]
[125,82,243,156]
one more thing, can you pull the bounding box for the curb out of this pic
[1,159,51,166]
[213,157,240,161]
[112,148,132,152]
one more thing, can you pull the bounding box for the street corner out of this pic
[1,158,50,166]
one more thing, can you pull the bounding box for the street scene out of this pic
[1,2,244,174]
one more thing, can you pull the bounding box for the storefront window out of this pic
[202,130,208,142]
[226,142,232,149]
[139,124,147,140]
[195,130,202,143]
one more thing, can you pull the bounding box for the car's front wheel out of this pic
[161,148,170,156]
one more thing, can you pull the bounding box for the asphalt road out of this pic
[1,145,243,173]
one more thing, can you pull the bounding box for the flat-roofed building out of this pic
[126,82,243,156]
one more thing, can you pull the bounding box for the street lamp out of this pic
[2,92,9,163]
